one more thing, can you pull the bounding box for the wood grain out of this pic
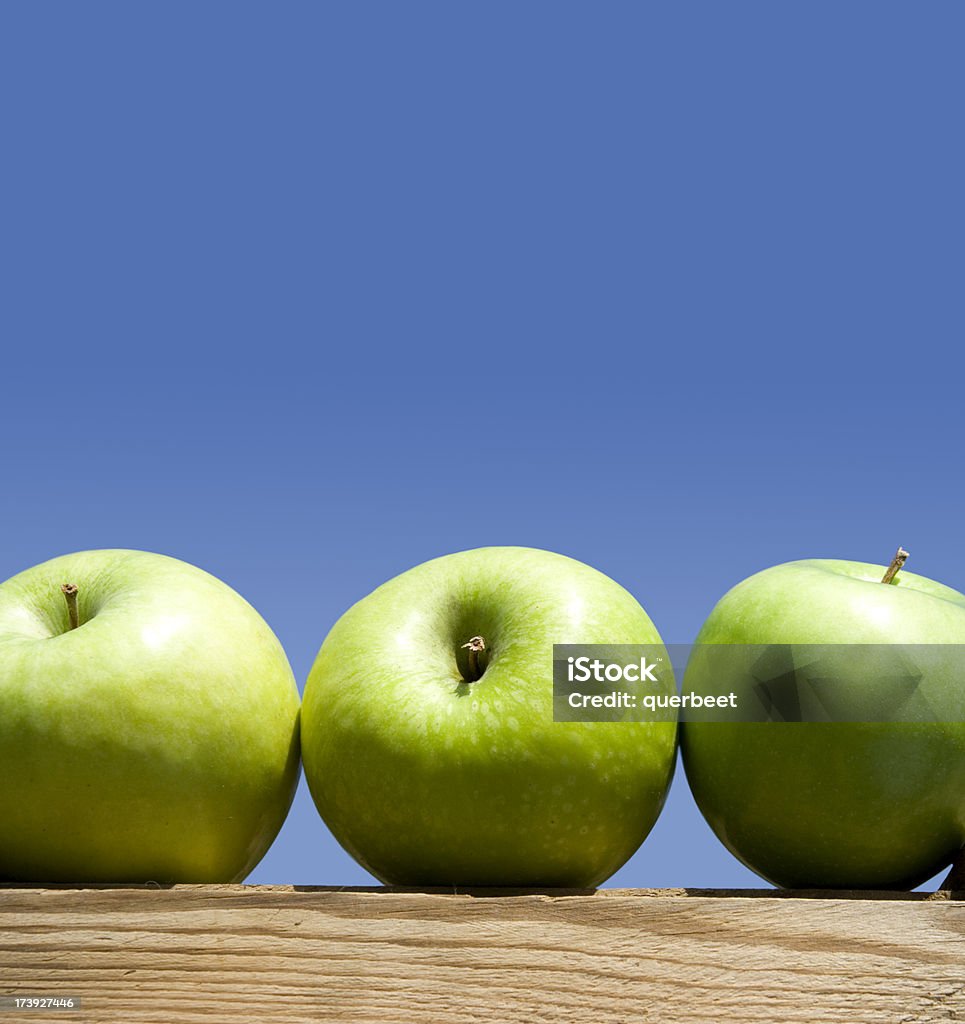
[1,886,963,1023]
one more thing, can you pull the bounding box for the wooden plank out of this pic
[0,886,963,1023]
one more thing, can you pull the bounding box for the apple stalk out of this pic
[881,547,909,585]
[460,635,486,683]
[61,583,79,631]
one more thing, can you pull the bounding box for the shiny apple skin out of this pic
[302,546,677,887]
[682,558,965,889]
[0,549,301,883]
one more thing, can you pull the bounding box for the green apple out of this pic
[0,549,301,882]
[301,546,676,887]
[681,551,965,889]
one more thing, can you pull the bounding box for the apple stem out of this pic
[61,583,80,630]
[461,635,486,682]
[938,847,965,894]
[881,547,909,584]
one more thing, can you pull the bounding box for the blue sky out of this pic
[2,2,963,888]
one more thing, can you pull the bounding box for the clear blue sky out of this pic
[1,2,963,888]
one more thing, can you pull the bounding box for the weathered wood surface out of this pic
[1,885,963,1023]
